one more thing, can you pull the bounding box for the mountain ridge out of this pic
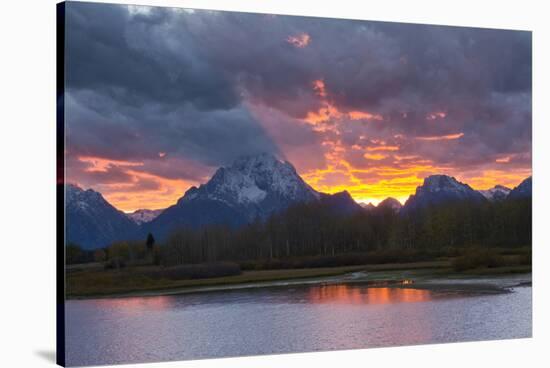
[64,155,532,249]
[402,175,487,213]
[377,197,403,212]
[65,184,138,249]
[479,185,511,202]
[508,176,532,199]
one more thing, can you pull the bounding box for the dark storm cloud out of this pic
[65,89,279,167]
[65,4,239,110]
[64,2,531,199]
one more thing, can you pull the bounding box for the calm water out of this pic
[65,282,531,366]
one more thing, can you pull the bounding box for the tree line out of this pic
[66,197,531,267]
[158,197,531,266]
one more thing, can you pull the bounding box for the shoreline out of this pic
[66,263,531,300]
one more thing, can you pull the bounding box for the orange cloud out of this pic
[300,136,443,204]
[313,79,327,97]
[496,156,511,163]
[364,153,387,160]
[415,132,464,141]
[247,92,530,207]
[103,170,194,212]
[254,85,528,207]
[79,156,143,172]
[367,145,399,152]
[287,33,311,48]
[348,111,383,121]
[304,105,340,127]
[394,154,418,161]
[73,156,199,212]
[304,79,384,128]
[298,79,449,205]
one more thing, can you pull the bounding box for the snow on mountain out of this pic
[127,209,164,225]
[146,153,322,240]
[479,185,511,202]
[65,184,138,249]
[179,153,319,207]
[176,153,319,220]
[402,175,486,213]
[508,176,532,199]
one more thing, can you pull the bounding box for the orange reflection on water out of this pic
[93,296,175,315]
[308,285,432,305]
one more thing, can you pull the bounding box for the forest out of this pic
[67,197,531,269]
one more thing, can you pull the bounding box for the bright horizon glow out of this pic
[71,169,529,213]
[356,197,409,207]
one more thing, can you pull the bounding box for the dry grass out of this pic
[67,264,371,298]
[66,247,531,298]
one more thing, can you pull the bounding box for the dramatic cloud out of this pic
[64,2,532,211]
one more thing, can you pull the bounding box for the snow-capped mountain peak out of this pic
[479,185,511,201]
[421,175,472,194]
[402,175,486,213]
[147,153,323,238]
[64,183,138,249]
[66,184,110,212]
[179,153,319,209]
[210,153,317,203]
[127,209,164,225]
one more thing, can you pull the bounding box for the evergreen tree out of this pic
[146,233,155,251]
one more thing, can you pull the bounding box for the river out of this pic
[65,276,531,366]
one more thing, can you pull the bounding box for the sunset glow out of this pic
[71,155,201,211]
[64,6,531,212]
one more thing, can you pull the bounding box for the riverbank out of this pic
[66,259,531,299]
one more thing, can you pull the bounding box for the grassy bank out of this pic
[67,264,371,298]
[66,247,531,299]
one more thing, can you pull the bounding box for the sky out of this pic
[63,2,532,212]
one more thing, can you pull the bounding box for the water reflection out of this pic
[92,295,176,315]
[66,283,531,367]
[102,295,175,308]
[308,285,432,304]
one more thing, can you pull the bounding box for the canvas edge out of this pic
[56,2,66,367]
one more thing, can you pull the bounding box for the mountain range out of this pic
[64,154,532,249]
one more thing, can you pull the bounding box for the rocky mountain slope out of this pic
[402,175,487,213]
[65,184,138,249]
